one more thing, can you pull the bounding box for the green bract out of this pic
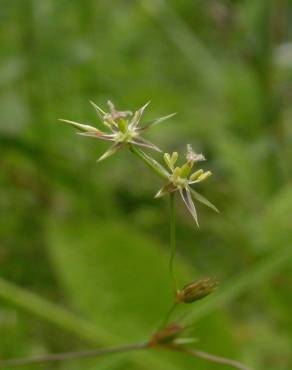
[60,100,176,162]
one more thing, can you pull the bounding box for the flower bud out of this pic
[176,277,218,304]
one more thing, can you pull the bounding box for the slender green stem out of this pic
[129,145,169,179]
[160,302,178,329]
[169,192,177,293]
[0,342,148,368]
[130,145,179,313]
[130,145,179,298]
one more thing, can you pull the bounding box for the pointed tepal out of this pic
[179,188,199,227]
[129,101,151,129]
[138,112,177,132]
[59,119,100,134]
[97,142,123,162]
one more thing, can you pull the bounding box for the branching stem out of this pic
[0,342,253,370]
[0,343,148,368]
[129,145,169,179]
[168,345,253,370]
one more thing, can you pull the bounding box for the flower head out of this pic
[176,277,218,304]
[60,100,176,162]
[155,145,218,226]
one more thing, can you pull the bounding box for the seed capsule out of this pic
[176,277,218,304]
[197,170,212,183]
[190,169,204,182]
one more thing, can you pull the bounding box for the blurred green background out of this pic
[0,1,292,369]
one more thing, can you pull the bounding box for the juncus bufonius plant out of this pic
[0,101,252,370]
[60,100,176,161]
[61,100,218,297]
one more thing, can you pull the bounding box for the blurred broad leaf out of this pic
[46,217,236,369]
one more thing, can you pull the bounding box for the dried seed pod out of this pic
[176,277,218,304]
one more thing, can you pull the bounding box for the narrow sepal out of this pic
[137,112,177,132]
[59,119,100,133]
[154,183,177,198]
[129,101,151,128]
[97,142,123,162]
[77,132,116,142]
[90,101,106,119]
[129,137,162,152]
[179,188,199,227]
[189,188,219,213]
[90,101,113,129]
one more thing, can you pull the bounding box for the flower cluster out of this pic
[61,101,217,226]
[54,101,254,370]
[155,145,218,226]
[60,100,175,161]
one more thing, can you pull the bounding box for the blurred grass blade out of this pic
[0,277,118,345]
[0,277,184,370]
[129,137,162,152]
[185,244,292,323]
[140,0,222,89]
